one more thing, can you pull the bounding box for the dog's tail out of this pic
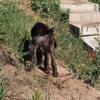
[48,28,57,48]
[54,38,57,48]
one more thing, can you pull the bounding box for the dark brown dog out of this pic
[30,22,58,77]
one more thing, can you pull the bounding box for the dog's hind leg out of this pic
[50,45,58,77]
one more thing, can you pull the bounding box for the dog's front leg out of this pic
[31,44,38,67]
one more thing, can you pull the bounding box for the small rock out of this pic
[6,90,13,97]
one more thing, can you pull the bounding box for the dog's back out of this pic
[31,22,49,37]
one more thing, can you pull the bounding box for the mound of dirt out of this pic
[0,62,100,100]
[0,45,99,100]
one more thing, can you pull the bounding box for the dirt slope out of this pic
[0,44,100,100]
[1,63,100,100]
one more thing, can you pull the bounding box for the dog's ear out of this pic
[48,27,56,35]
[48,28,53,34]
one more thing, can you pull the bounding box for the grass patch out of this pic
[0,1,34,58]
[32,90,42,100]
[56,26,99,84]
[31,0,69,24]
[0,78,8,100]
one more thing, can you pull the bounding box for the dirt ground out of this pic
[0,44,100,100]
[1,61,100,100]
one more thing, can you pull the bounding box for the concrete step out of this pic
[60,0,88,4]
[69,12,100,24]
[82,35,100,50]
[70,23,100,50]
[81,23,100,50]
[60,2,99,12]
[60,0,100,50]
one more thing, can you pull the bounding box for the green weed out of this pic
[32,90,42,100]
[0,78,8,100]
